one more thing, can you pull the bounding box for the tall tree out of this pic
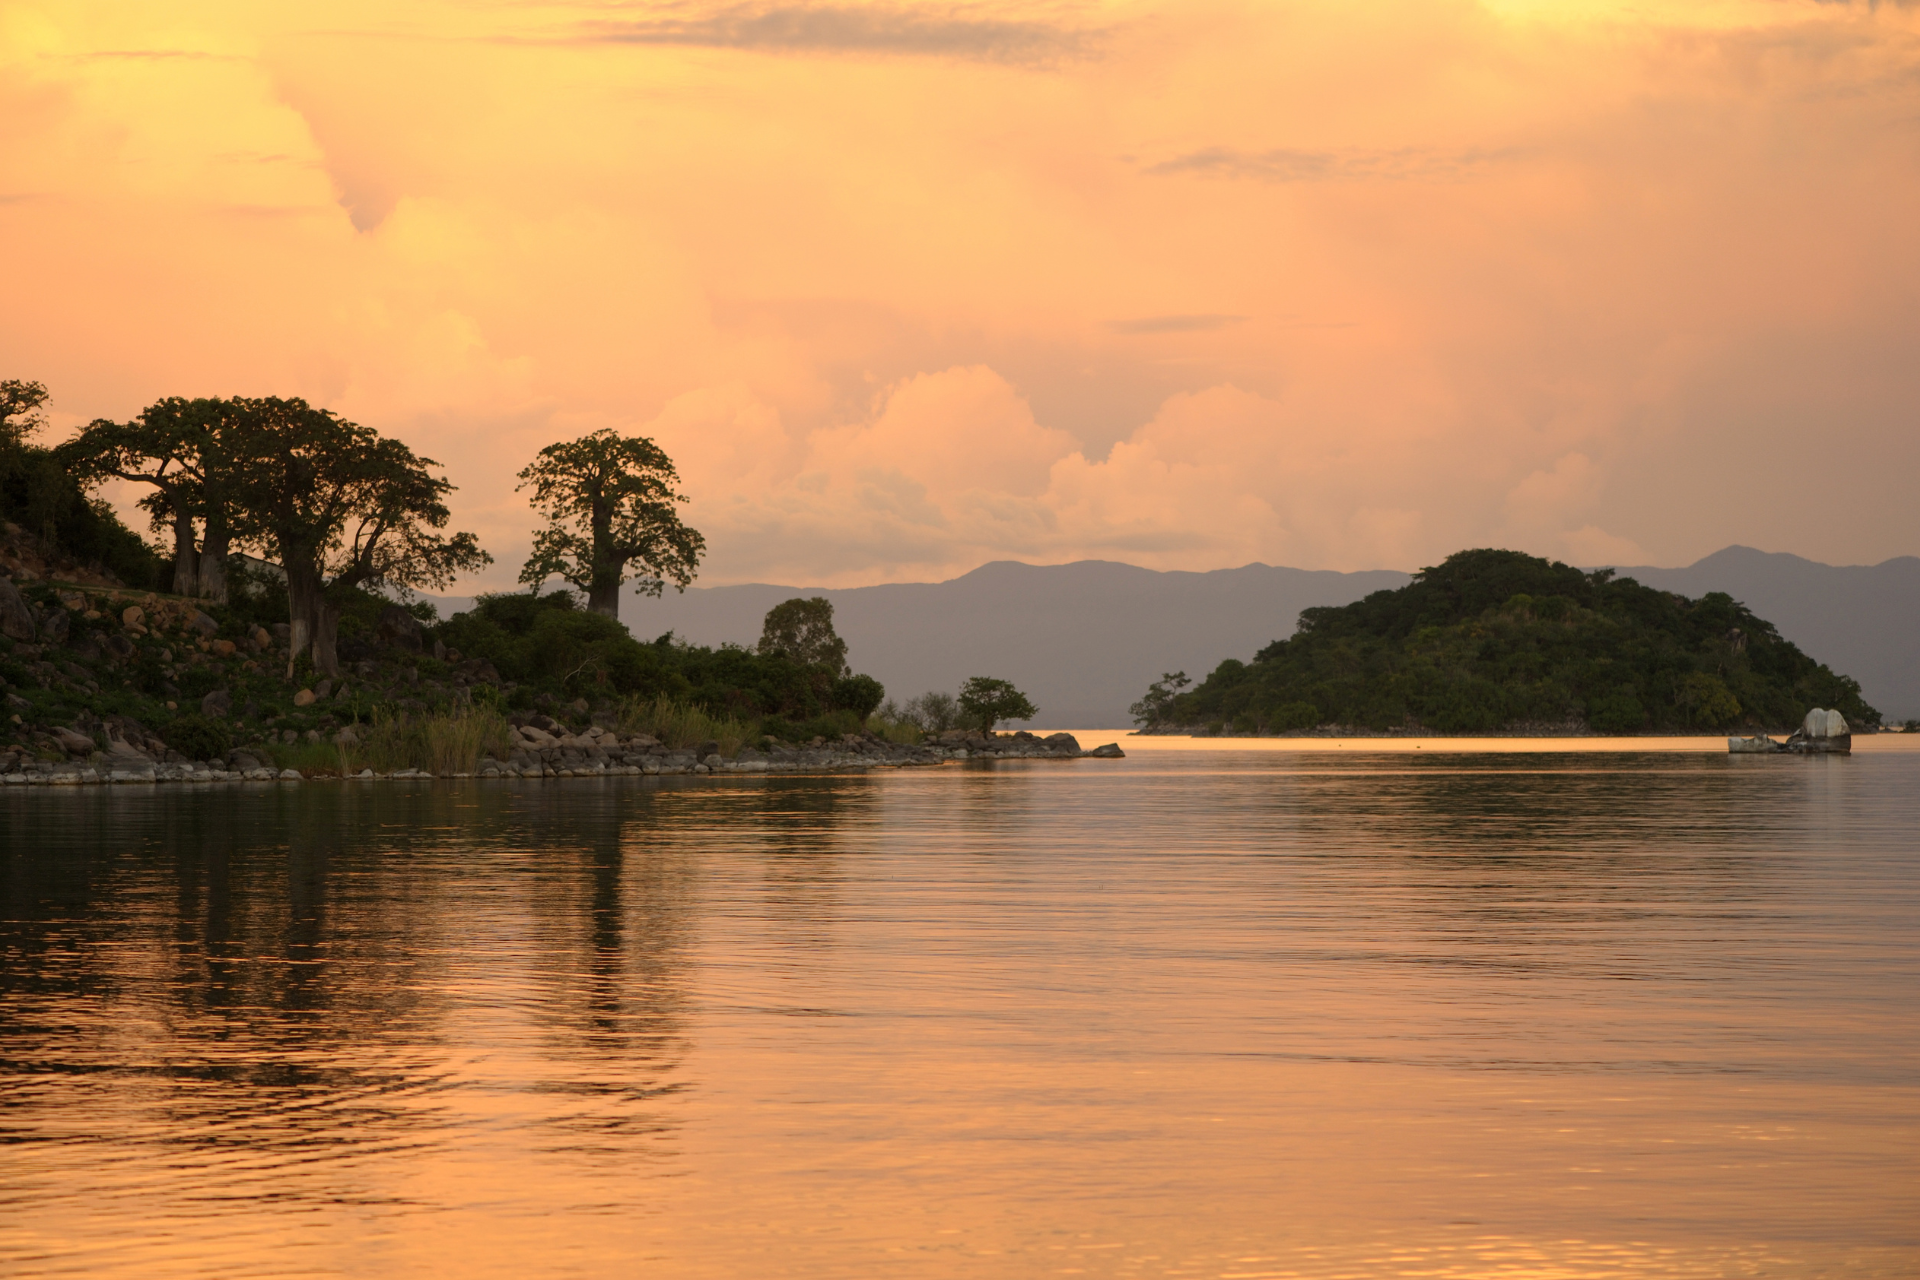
[957,677,1038,733]
[61,398,243,600]
[517,429,704,620]
[221,398,490,678]
[757,597,849,675]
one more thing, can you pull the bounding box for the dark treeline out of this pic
[0,382,914,756]
[1133,549,1879,735]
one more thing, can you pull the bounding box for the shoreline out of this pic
[0,730,1129,788]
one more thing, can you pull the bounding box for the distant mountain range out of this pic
[424,546,1917,726]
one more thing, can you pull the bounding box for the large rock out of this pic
[52,726,96,755]
[1802,708,1851,738]
[39,607,69,645]
[1088,742,1126,758]
[186,610,219,637]
[201,689,233,717]
[377,604,424,651]
[0,578,35,642]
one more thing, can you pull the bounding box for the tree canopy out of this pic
[757,597,849,675]
[517,429,705,619]
[957,677,1038,733]
[1135,548,1879,735]
[214,398,490,678]
[59,398,247,600]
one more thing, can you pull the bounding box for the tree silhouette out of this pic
[517,429,704,620]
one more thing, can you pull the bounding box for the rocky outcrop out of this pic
[0,577,36,642]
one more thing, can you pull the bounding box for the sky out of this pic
[3,0,1917,590]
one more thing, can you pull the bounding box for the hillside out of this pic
[1136,549,1879,735]
[1608,546,1919,721]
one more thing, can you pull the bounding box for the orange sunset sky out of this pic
[3,0,1917,591]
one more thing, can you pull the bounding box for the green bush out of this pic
[162,713,231,762]
[1268,700,1320,731]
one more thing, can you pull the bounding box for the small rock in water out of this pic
[1089,743,1126,758]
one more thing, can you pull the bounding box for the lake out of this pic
[3,739,1916,1278]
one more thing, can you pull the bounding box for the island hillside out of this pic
[1132,549,1880,736]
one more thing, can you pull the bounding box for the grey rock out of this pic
[0,578,36,642]
[201,689,232,717]
[1041,732,1081,752]
[52,726,96,754]
[187,610,219,637]
[314,678,333,699]
[377,604,424,652]
[1089,743,1126,758]
[39,607,70,645]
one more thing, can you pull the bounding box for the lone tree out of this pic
[757,597,849,675]
[518,429,705,620]
[61,398,247,601]
[957,677,1038,733]
[220,398,490,678]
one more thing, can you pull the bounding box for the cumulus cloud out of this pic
[3,0,1917,590]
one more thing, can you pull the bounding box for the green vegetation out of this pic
[1136,548,1879,735]
[2,380,167,590]
[957,677,1038,733]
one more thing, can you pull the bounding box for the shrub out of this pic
[163,712,232,762]
[1268,701,1320,732]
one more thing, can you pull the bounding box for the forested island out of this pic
[0,380,1066,780]
[1131,549,1880,736]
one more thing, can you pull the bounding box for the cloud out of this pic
[5,0,1918,590]
[1145,146,1516,182]
[569,4,1096,63]
[1106,314,1246,334]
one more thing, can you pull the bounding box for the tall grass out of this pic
[262,706,513,776]
[613,695,757,757]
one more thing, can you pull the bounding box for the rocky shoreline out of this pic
[0,728,1124,787]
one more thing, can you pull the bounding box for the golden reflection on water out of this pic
[2,749,1916,1278]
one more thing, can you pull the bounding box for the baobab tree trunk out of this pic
[170,508,199,598]
[312,601,342,680]
[587,575,622,619]
[285,564,323,680]
[197,516,230,605]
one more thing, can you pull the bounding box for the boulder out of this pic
[1041,732,1081,752]
[186,610,219,637]
[121,605,144,628]
[0,578,35,642]
[314,678,333,699]
[1801,708,1850,738]
[201,689,233,717]
[52,726,96,755]
[293,689,317,707]
[104,633,135,661]
[334,726,361,746]
[39,608,69,645]
[377,604,424,652]
[211,639,236,657]
[1089,743,1126,758]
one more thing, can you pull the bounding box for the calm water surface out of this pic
[2,745,1916,1278]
